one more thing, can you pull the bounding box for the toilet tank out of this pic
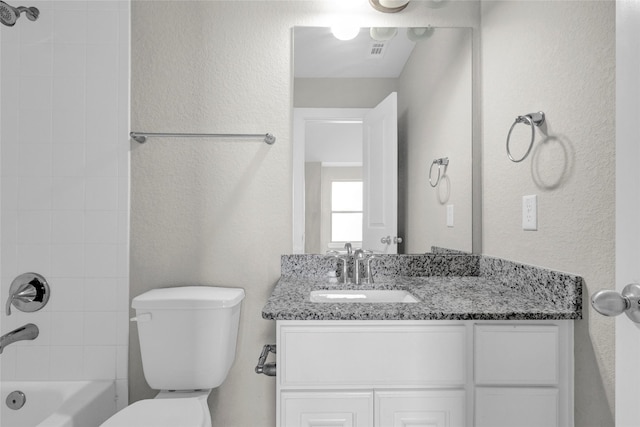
[132,286,245,391]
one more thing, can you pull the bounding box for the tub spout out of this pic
[0,323,38,354]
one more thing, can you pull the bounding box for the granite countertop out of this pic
[262,254,583,321]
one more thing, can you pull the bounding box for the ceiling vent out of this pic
[368,41,387,58]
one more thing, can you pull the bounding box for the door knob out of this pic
[381,236,391,245]
[591,283,640,323]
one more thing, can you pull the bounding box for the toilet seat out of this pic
[100,397,210,427]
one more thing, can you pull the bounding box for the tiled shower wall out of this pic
[0,0,129,408]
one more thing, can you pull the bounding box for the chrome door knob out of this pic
[381,236,392,245]
[592,283,640,323]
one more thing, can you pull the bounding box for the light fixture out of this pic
[369,0,410,13]
[407,26,434,41]
[331,25,360,41]
[370,27,398,41]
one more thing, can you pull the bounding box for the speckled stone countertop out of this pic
[262,253,582,321]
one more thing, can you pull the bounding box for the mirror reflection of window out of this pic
[330,181,363,245]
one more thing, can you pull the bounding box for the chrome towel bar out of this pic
[130,132,276,145]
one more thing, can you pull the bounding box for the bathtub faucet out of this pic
[0,323,39,354]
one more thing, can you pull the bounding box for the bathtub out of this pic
[1,381,116,427]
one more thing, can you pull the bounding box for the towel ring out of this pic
[506,111,545,163]
[429,157,449,188]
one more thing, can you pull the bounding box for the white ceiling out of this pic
[294,27,417,78]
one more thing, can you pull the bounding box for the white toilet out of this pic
[100,286,245,427]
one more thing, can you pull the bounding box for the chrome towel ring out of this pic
[429,157,449,187]
[506,111,545,163]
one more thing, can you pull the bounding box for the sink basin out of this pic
[309,290,419,303]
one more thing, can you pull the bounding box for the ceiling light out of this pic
[369,0,410,13]
[370,27,398,41]
[407,27,435,41]
[331,25,361,41]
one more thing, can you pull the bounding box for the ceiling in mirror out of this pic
[294,27,429,78]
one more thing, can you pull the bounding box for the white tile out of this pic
[85,211,118,243]
[115,278,129,311]
[2,209,18,245]
[115,312,128,346]
[115,379,128,411]
[1,347,17,380]
[20,43,53,76]
[51,311,84,345]
[53,9,87,44]
[87,42,118,77]
[116,345,127,379]
[53,43,86,77]
[19,76,52,110]
[84,277,118,311]
[52,177,85,210]
[85,177,118,210]
[52,106,86,145]
[50,244,85,277]
[18,108,52,144]
[53,77,85,110]
[18,143,53,177]
[17,211,51,244]
[16,244,51,276]
[83,346,116,380]
[18,176,52,210]
[84,311,117,345]
[53,144,85,177]
[15,346,50,380]
[51,210,85,243]
[54,0,88,11]
[1,139,19,178]
[87,10,119,43]
[50,346,84,380]
[85,244,118,277]
[1,246,18,279]
[116,209,128,244]
[1,176,18,210]
[86,143,119,177]
[47,277,84,311]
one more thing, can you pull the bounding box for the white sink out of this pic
[309,289,419,303]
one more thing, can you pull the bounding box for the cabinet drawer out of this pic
[375,390,466,427]
[474,324,559,385]
[279,324,467,387]
[281,391,373,427]
[475,387,559,427]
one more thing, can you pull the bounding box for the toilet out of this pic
[100,286,245,427]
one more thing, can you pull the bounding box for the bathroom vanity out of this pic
[262,254,582,427]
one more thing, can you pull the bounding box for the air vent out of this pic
[368,41,387,58]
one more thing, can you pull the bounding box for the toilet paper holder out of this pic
[255,344,276,376]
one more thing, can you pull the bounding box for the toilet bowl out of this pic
[99,286,245,427]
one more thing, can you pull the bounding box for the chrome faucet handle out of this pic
[363,254,380,284]
[325,251,351,284]
[5,273,50,316]
[344,243,353,256]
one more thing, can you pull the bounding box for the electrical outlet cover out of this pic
[523,195,537,231]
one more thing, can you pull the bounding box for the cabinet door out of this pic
[475,387,559,427]
[281,391,373,427]
[375,390,466,427]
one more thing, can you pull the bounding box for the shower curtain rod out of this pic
[129,132,276,145]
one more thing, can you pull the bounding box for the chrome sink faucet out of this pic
[0,323,39,354]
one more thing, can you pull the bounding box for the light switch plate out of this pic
[523,195,537,231]
[447,204,454,228]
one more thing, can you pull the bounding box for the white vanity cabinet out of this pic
[276,320,573,427]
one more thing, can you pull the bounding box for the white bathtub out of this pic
[1,381,116,427]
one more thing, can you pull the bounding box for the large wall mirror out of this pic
[293,26,473,255]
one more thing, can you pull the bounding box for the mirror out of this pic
[293,26,473,254]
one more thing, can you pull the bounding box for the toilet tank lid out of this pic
[132,286,245,310]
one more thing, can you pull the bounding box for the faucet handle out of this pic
[5,273,50,316]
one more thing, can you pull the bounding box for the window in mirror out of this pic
[330,181,363,245]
